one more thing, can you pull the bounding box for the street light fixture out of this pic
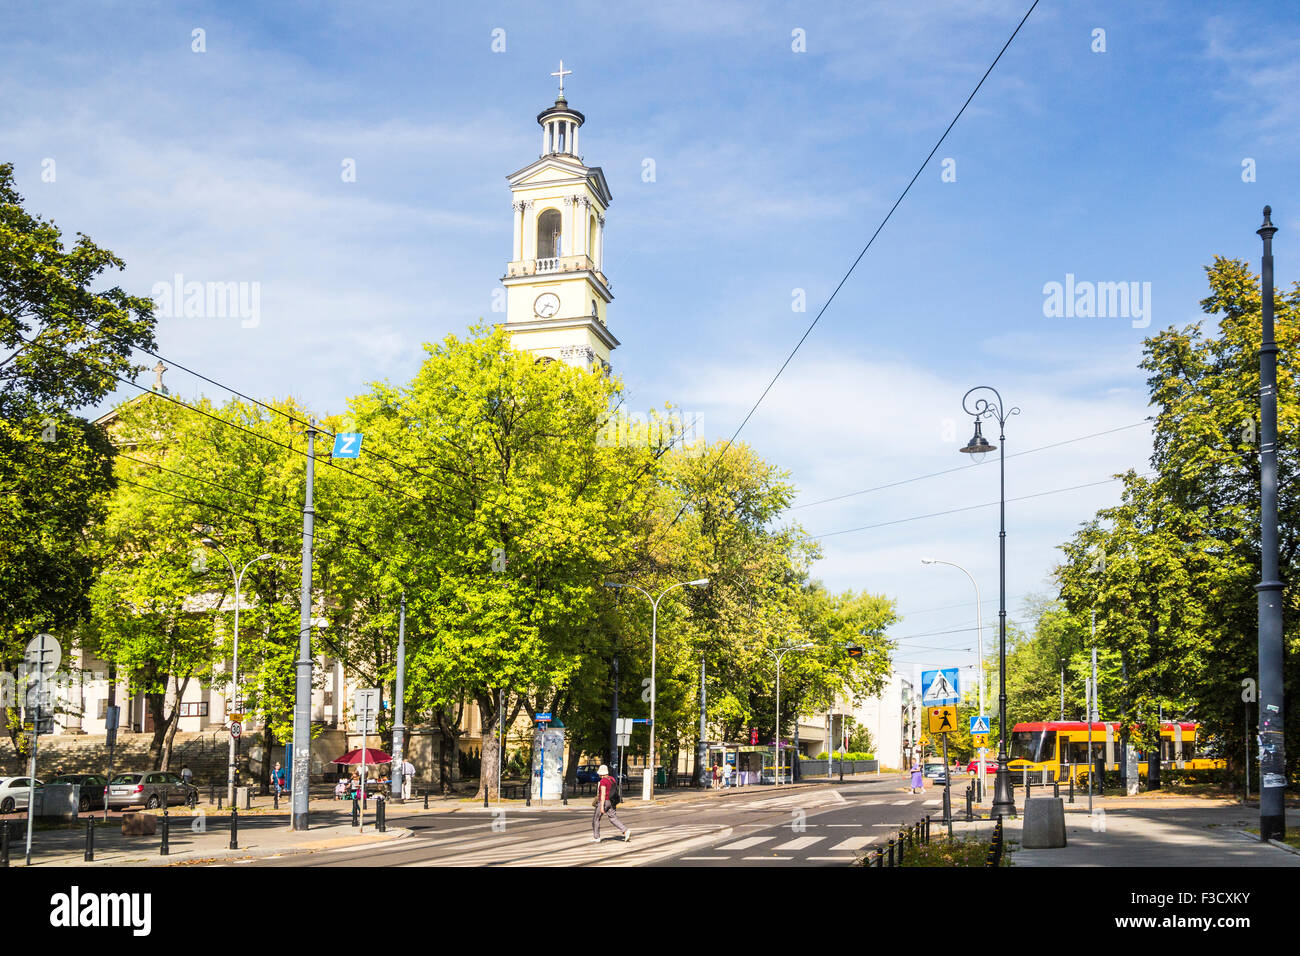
[771,643,814,788]
[604,577,709,801]
[202,539,276,804]
[957,385,1019,819]
[921,557,987,798]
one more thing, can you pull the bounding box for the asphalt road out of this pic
[242,775,965,867]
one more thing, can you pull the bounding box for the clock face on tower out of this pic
[533,292,561,318]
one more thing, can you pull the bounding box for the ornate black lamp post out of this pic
[959,386,1019,818]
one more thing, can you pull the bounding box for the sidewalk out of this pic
[8,805,410,867]
[944,794,1300,867]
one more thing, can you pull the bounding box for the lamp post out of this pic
[604,578,709,801]
[771,644,814,788]
[201,540,275,805]
[958,385,1019,818]
[1256,206,1286,842]
[921,558,986,797]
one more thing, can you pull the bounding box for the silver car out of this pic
[106,771,197,810]
[0,776,43,813]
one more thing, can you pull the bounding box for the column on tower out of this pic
[595,214,605,272]
[522,201,536,261]
[512,201,523,262]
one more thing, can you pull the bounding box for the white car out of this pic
[0,776,43,813]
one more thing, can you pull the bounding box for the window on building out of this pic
[179,702,209,718]
[324,691,334,707]
[536,209,562,259]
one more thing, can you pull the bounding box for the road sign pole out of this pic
[290,420,317,830]
[391,594,406,804]
[941,731,953,838]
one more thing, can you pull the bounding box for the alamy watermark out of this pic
[1042,273,1151,329]
[597,408,704,456]
[151,273,261,328]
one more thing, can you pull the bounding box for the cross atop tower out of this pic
[151,360,168,393]
[550,60,572,97]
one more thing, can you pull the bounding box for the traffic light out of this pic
[846,645,863,659]
[750,728,758,745]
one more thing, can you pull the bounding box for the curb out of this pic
[1269,838,1300,856]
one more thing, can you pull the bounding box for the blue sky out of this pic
[5,0,1298,698]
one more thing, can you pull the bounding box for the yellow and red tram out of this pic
[1002,720,1223,783]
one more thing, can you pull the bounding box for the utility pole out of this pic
[1256,205,1286,841]
[391,593,406,803]
[290,419,316,830]
[1059,659,1065,721]
[695,658,707,787]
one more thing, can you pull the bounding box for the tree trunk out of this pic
[474,694,502,801]
[147,691,168,767]
[158,675,190,771]
[260,724,274,794]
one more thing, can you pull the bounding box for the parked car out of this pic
[923,763,945,778]
[106,771,198,810]
[575,764,601,784]
[0,776,43,813]
[965,759,997,775]
[48,774,109,812]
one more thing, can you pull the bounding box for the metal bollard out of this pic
[483,786,489,808]
[351,795,360,827]
[160,808,170,856]
[1026,781,1033,801]
[229,807,239,850]
[525,782,531,808]
[874,847,883,867]
[966,785,973,822]
[1054,779,1060,798]
[209,783,215,805]
[84,816,95,862]
[1069,774,1075,804]
[887,838,895,867]
[217,793,223,810]
[924,814,931,843]
[424,789,429,810]
[376,796,386,833]
[943,786,951,824]
[1,821,8,867]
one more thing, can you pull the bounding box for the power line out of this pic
[793,418,1154,510]
[809,471,1153,540]
[657,0,1041,538]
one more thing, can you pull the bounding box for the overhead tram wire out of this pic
[807,471,1155,540]
[51,329,648,566]
[791,418,1154,510]
[653,0,1042,539]
[114,452,400,565]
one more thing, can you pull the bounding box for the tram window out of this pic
[1010,730,1057,763]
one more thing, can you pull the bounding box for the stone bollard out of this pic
[229,807,239,850]
[85,816,95,862]
[1022,797,1067,849]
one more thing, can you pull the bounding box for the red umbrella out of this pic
[332,748,392,765]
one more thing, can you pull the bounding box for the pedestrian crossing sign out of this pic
[969,715,991,734]
[928,705,958,735]
[921,668,960,705]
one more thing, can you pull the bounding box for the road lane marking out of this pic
[774,836,823,850]
[743,855,792,860]
[826,823,861,827]
[680,856,728,860]
[717,836,774,851]
[807,856,856,862]
[891,800,913,805]
[923,799,941,806]
[831,836,872,850]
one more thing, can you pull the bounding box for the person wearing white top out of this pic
[722,762,733,788]
[401,759,415,799]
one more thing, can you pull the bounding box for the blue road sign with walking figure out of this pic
[970,715,991,734]
[921,668,960,705]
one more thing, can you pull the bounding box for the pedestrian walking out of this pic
[722,761,733,789]
[180,764,193,786]
[910,760,923,794]
[271,761,286,798]
[401,757,415,800]
[592,764,630,843]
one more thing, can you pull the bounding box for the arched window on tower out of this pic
[588,214,597,265]
[536,208,562,264]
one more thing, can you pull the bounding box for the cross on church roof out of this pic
[152,360,167,393]
[550,60,572,97]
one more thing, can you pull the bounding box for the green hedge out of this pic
[812,751,874,761]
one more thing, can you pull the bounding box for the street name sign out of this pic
[331,433,363,459]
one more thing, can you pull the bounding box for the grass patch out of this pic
[1245,826,1300,851]
[858,835,1007,867]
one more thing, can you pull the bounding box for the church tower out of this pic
[502,63,618,370]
